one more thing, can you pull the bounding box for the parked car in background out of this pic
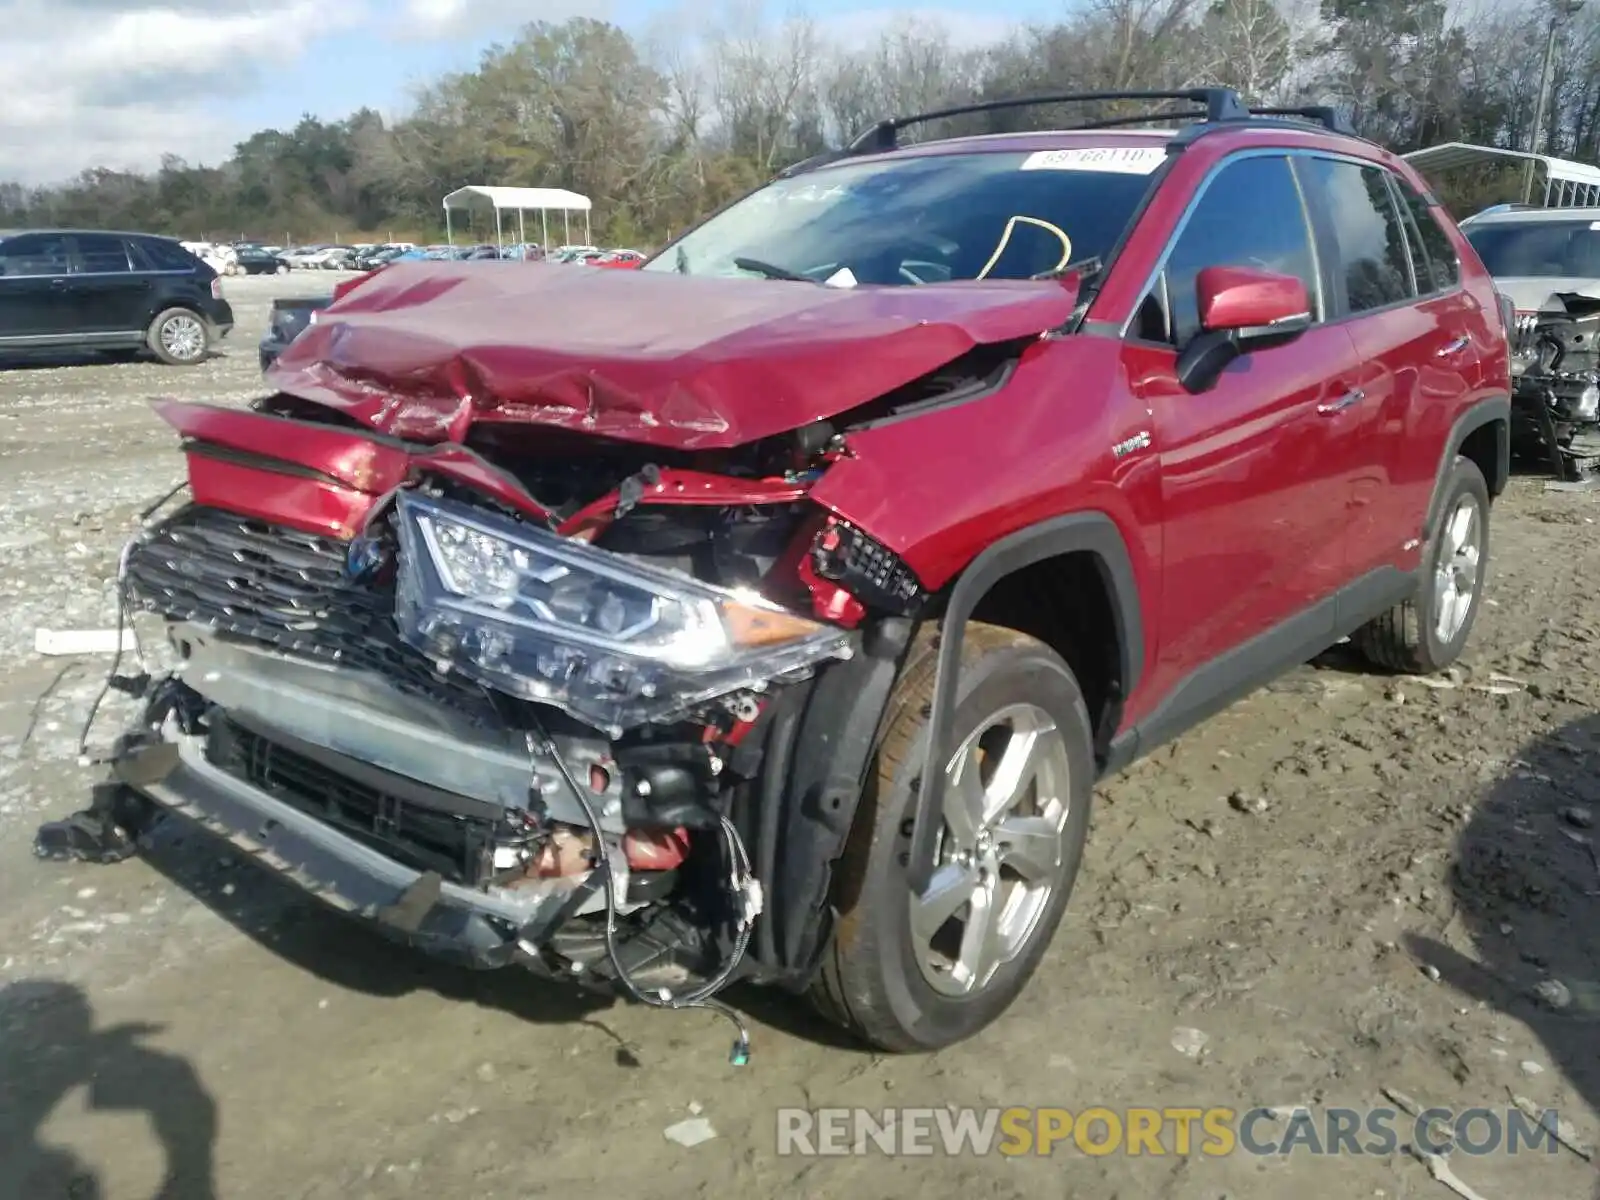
[0,229,233,364]
[591,249,645,269]
[549,244,601,263]
[351,246,397,271]
[1462,207,1600,478]
[259,294,330,371]
[1460,207,1600,311]
[467,244,503,260]
[281,245,329,268]
[258,265,386,370]
[315,246,359,270]
[230,246,291,275]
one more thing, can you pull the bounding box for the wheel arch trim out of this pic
[904,510,1144,895]
[1425,394,1509,539]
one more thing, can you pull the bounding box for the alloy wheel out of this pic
[910,703,1072,997]
[160,314,205,362]
[1433,494,1483,644]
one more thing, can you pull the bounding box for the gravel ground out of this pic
[3,272,1600,1199]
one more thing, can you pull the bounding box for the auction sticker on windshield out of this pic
[1021,147,1167,174]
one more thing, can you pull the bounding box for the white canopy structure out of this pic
[441,185,593,249]
[1403,142,1600,208]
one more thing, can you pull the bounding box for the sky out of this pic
[0,0,1054,187]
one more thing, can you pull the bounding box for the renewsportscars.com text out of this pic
[775,1105,1562,1158]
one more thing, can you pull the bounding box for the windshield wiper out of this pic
[1032,255,1105,284]
[733,256,817,283]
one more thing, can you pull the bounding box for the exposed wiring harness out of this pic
[528,726,759,1066]
[79,481,761,1065]
[75,480,187,765]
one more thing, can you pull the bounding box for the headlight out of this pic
[392,491,853,734]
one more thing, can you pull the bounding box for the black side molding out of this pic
[1426,394,1510,539]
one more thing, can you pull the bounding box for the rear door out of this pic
[1295,156,1482,589]
[1122,151,1367,700]
[66,233,151,333]
[0,234,76,338]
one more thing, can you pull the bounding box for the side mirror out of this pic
[1176,266,1313,393]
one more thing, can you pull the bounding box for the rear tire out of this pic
[146,307,210,366]
[808,622,1094,1052]
[1354,455,1490,674]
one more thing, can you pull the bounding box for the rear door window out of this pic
[1298,157,1415,315]
[73,233,133,273]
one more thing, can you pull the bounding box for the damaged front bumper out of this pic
[115,724,553,970]
[89,484,866,983]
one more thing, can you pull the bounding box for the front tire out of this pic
[809,622,1094,1052]
[146,307,210,366]
[1354,455,1490,674]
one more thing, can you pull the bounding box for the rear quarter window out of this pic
[137,237,203,272]
[1392,177,1460,291]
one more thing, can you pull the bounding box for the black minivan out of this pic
[0,230,235,365]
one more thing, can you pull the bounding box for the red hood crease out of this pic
[263,261,1080,449]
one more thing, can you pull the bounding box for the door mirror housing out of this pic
[1176,266,1313,393]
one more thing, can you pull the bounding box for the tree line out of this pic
[2,0,1597,247]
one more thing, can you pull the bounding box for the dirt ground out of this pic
[3,272,1600,1199]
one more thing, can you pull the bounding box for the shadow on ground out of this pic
[0,980,217,1200]
[126,817,659,1060]
[1407,713,1600,1187]
[131,815,875,1056]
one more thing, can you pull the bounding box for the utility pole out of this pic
[1525,0,1586,204]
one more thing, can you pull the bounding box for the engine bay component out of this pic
[1510,291,1600,480]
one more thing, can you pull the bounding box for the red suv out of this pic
[42,89,1509,1056]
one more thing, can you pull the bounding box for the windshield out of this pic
[1465,219,1600,278]
[642,145,1166,286]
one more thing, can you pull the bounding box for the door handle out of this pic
[48,278,67,289]
[1317,388,1364,415]
[1436,334,1471,357]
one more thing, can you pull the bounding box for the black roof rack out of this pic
[774,88,1358,178]
[844,88,1253,155]
[1245,105,1357,136]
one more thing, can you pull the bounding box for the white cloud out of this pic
[0,0,368,186]
[0,0,1023,187]
[393,0,603,41]
[813,6,1018,49]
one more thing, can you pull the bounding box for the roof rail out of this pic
[775,89,1360,179]
[1245,105,1356,136]
[844,88,1252,155]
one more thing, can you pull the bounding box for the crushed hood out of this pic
[263,261,1080,449]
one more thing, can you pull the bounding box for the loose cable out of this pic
[529,727,756,1065]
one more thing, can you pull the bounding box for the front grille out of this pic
[206,715,500,885]
[126,504,494,721]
